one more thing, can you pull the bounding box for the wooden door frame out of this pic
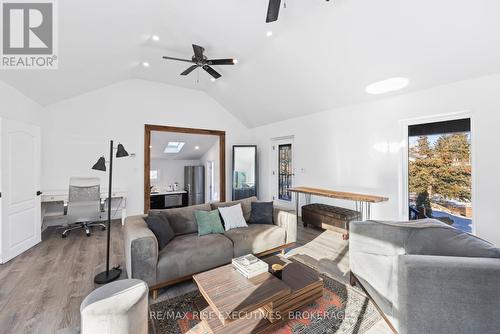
[144,124,226,213]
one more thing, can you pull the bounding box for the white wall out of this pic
[0,81,43,125]
[41,79,252,215]
[253,73,500,246]
[200,141,219,202]
[150,159,200,190]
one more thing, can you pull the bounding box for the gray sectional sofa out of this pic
[123,197,296,297]
[349,219,500,334]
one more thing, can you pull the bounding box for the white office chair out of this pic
[62,177,106,238]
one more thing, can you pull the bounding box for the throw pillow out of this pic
[250,201,274,224]
[218,203,248,231]
[144,213,175,250]
[194,210,225,236]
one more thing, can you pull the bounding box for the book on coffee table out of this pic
[232,254,269,279]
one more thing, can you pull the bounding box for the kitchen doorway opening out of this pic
[144,125,225,213]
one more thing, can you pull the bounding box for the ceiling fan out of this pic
[162,44,237,80]
[266,0,330,23]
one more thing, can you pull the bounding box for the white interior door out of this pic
[1,119,41,264]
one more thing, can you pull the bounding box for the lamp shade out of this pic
[92,157,106,171]
[116,144,129,158]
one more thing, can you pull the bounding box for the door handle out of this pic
[36,191,42,196]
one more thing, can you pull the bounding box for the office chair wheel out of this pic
[86,232,91,237]
[62,234,67,238]
[101,226,106,231]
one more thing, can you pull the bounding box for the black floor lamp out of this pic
[92,140,129,284]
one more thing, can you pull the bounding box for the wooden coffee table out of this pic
[192,256,323,334]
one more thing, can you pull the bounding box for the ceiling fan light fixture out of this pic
[163,44,236,80]
[365,77,409,95]
[210,77,216,82]
[266,31,273,37]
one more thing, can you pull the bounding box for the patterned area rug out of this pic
[150,274,381,334]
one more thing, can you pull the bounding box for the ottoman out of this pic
[302,203,360,238]
[80,279,148,334]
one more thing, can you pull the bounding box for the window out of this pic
[408,118,472,233]
[164,142,185,153]
[278,143,293,201]
[150,170,158,180]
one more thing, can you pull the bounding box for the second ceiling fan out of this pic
[162,44,237,80]
[266,0,330,23]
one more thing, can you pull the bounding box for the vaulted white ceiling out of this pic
[2,0,500,127]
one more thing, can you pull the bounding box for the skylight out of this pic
[164,142,185,153]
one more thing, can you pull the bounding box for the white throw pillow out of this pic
[218,203,248,231]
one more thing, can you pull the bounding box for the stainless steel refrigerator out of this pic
[184,166,205,206]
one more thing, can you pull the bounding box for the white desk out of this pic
[41,189,128,230]
[150,190,187,196]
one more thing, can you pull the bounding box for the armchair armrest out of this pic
[123,215,158,286]
[398,255,500,334]
[273,208,297,244]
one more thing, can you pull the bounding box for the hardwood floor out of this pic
[0,221,126,334]
[0,220,391,334]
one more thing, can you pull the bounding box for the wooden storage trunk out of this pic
[301,203,360,234]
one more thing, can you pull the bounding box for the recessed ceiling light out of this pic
[195,146,200,150]
[266,31,273,37]
[210,78,216,82]
[151,35,160,41]
[366,77,409,95]
[142,62,150,68]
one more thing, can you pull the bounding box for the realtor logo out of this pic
[1,0,58,69]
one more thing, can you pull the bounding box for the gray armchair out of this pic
[349,219,500,334]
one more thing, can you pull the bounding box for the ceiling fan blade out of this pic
[206,59,236,66]
[180,65,198,76]
[162,56,194,63]
[192,44,204,61]
[266,0,281,23]
[202,65,221,79]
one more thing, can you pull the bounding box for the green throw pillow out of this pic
[195,210,225,236]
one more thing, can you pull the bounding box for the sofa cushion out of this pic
[160,203,212,236]
[156,233,233,283]
[143,213,174,250]
[211,196,257,222]
[224,224,286,257]
[406,227,500,258]
[194,210,225,236]
[249,202,274,225]
[218,204,248,231]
